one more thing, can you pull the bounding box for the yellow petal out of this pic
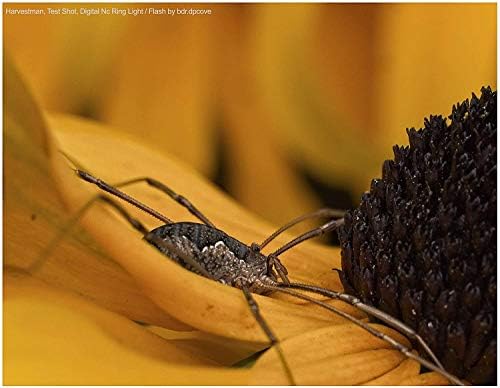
[101,5,218,177]
[5,4,217,176]
[4,4,127,113]
[399,372,450,386]
[217,7,323,231]
[4,270,250,385]
[254,349,405,385]
[362,358,420,385]
[374,3,496,160]
[5,9,469,385]
[252,4,496,197]
[253,5,381,196]
[47,113,362,345]
[4,55,189,330]
[250,323,417,385]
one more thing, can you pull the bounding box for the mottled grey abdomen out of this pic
[146,222,274,293]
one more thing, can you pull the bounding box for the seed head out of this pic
[338,87,496,384]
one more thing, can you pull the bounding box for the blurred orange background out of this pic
[4,2,496,236]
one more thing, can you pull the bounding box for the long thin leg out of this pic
[268,218,345,259]
[29,168,173,273]
[256,217,345,285]
[31,186,295,384]
[87,192,296,384]
[259,211,450,379]
[29,195,103,273]
[85,196,214,278]
[252,208,345,252]
[29,194,211,278]
[238,282,296,385]
[76,170,173,224]
[108,175,215,227]
[264,284,464,386]
[62,151,214,226]
[282,282,444,372]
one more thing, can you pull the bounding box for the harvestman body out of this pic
[32,163,465,386]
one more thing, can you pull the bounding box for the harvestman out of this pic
[30,158,465,386]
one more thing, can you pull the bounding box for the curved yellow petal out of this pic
[47,113,362,345]
[250,323,417,385]
[4,8,472,385]
[4,270,250,385]
[4,271,216,367]
[4,55,190,330]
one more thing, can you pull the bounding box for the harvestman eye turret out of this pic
[30,157,465,386]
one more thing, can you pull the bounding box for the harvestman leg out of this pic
[283,282,445,372]
[252,208,345,252]
[268,217,344,259]
[29,171,178,272]
[250,209,345,285]
[30,194,211,278]
[59,151,214,226]
[41,167,297,384]
[249,209,452,379]
[263,216,446,372]
[238,281,296,385]
[113,176,214,227]
[263,285,465,386]
[76,171,214,227]
[41,166,447,382]
[77,171,458,384]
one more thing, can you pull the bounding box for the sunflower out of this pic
[4,3,495,385]
[4,55,451,385]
